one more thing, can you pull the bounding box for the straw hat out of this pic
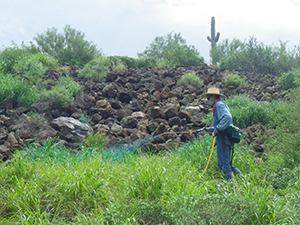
[200,87,224,98]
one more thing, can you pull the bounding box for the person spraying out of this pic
[200,87,242,180]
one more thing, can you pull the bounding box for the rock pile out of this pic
[0,64,286,161]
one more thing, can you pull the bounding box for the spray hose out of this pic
[201,136,216,177]
[151,129,216,176]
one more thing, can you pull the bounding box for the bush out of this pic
[226,95,278,128]
[210,38,245,65]
[0,46,30,74]
[33,25,101,66]
[78,56,111,81]
[13,56,47,84]
[0,74,38,107]
[177,72,203,88]
[138,32,204,67]
[38,85,74,108]
[278,68,300,89]
[59,76,81,97]
[225,74,246,88]
[219,38,300,76]
[267,87,300,169]
[220,37,276,75]
[109,56,158,68]
[32,53,59,69]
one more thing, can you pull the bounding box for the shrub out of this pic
[0,46,30,74]
[226,95,278,128]
[267,87,300,169]
[0,74,37,107]
[32,53,59,69]
[13,56,47,84]
[135,57,157,68]
[225,74,246,88]
[219,38,300,76]
[220,37,276,75]
[78,56,111,81]
[38,85,74,108]
[209,38,245,65]
[59,76,81,97]
[278,68,300,89]
[33,25,101,66]
[109,56,158,68]
[138,32,204,67]
[177,72,203,88]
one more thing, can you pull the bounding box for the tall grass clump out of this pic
[0,75,37,107]
[0,136,299,224]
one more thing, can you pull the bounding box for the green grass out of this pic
[0,136,299,224]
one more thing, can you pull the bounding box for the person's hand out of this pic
[212,129,219,137]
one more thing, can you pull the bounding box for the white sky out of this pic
[1,0,300,63]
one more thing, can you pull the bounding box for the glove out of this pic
[212,129,219,137]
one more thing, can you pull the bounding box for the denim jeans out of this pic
[216,132,241,180]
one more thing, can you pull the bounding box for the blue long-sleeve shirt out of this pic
[206,100,233,133]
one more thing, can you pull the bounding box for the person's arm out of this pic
[215,102,232,131]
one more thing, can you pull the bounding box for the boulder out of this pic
[52,117,93,142]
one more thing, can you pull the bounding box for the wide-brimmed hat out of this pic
[200,87,224,98]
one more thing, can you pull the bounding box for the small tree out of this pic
[33,25,102,66]
[138,32,204,67]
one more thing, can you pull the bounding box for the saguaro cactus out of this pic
[207,16,220,48]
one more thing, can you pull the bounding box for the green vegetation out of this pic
[268,87,300,168]
[218,38,300,75]
[78,56,112,80]
[33,25,101,66]
[83,132,108,148]
[0,75,38,107]
[203,95,278,129]
[38,85,74,108]
[227,95,278,129]
[0,134,299,224]
[1,26,300,224]
[177,72,203,88]
[224,73,246,88]
[108,55,157,68]
[138,32,204,67]
[278,67,300,89]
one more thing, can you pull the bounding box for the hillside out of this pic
[0,63,286,161]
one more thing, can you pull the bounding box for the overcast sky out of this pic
[1,0,300,63]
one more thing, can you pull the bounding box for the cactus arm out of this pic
[215,32,220,43]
